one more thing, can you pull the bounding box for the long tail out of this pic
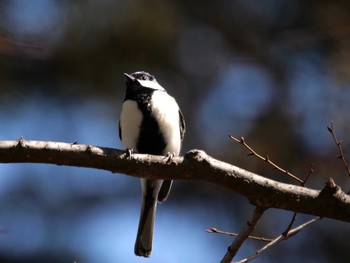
[134,182,159,257]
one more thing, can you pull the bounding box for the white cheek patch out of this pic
[150,91,182,155]
[120,100,143,150]
[137,79,165,91]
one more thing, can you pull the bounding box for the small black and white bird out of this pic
[119,71,185,257]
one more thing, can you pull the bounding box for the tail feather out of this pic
[134,193,157,257]
[157,180,173,202]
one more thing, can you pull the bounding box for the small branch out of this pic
[235,217,321,263]
[327,122,350,177]
[302,163,314,186]
[229,135,303,184]
[220,206,266,263]
[207,228,273,242]
[282,212,298,236]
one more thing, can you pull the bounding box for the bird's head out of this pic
[124,71,165,91]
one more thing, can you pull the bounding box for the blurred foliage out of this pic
[1,0,350,262]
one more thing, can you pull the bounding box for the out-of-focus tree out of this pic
[1,1,350,262]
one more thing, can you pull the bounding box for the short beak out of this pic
[124,73,135,83]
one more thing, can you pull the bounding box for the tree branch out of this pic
[235,217,321,263]
[220,206,266,263]
[1,139,350,222]
[206,228,273,242]
[328,122,350,177]
[229,135,303,184]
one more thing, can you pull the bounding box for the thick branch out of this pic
[0,140,350,222]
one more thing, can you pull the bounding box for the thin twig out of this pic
[302,163,314,186]
[207,228,273,242]
[220,206,266,263]
[283,212,298,236]
[235,217,321,263]
[229,135,303,184]
[327,121,350,177]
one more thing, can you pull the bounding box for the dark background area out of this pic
[1,1,350,262]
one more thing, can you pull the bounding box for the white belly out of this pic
[120,100,143,150]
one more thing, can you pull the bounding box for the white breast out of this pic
[120,100,143,149]
[150,91,181,156]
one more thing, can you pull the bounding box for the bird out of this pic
[119,71,186,257]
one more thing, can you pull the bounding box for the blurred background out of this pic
[0,0,350,262]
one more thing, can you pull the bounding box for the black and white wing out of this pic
[179,109,186,141]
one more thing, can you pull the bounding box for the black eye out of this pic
[141,75,148,80]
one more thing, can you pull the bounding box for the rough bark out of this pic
[0,139,349,222]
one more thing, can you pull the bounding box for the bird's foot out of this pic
[164,152,176,164]
[124,148,134,159]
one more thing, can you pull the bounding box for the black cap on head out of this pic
[124,73,135,83]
